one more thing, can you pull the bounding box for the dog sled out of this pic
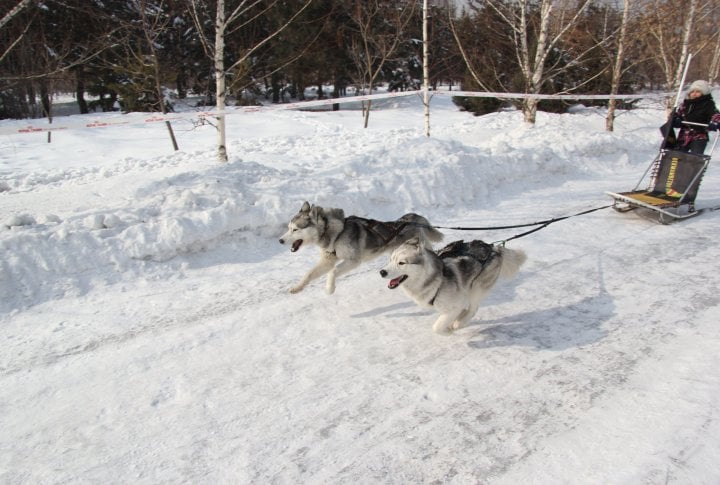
[605,137,716,224]
[607,53,718,224]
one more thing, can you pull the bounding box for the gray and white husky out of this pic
[380,238,526,334]
[279,201,443,294]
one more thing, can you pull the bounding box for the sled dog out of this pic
[279,201,443,294]
[380,238,526,334]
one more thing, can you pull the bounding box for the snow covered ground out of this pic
[1,90,720,483]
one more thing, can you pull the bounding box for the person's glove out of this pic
[708,121,720,131]
[672,114,683,128]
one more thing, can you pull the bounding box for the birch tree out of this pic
[670,0,696,109]
[346,0,417,128]
[697,1,720,82]
[0,0,34,64]
[637,0,697,111]
[137,0,179,150]
[606,0,631,132]
[468,0,598,124]
[189,0,314,162]
[0,0,32,30]
[710,29,720,82]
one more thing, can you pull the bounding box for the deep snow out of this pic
[1,90,720,484]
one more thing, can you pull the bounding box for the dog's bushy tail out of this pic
[498,247,527,280]
[416,215,443,242]
[424,225,444,242]
[401,213,444,243]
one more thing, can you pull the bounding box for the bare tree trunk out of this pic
[523,0,553,124]
[140,0,178,151]
[363,100,371,128]
[422,0,430,137]
[479,0,599,124]
[75,67,89,114]
[447,6,493,92]
[39,80,52,143]
[0,0,32,30]
[189,0,313,161]
[215,0,228,163]
[607,0,631,132]
[671,0,696,110]
[348,0,416,128]
[650,0,697,112]
[708,27,720,82]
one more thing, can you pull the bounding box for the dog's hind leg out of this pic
[325,259,361,294]
[453,288,489,329]
[290,253,337,294]
[452,304,479,330]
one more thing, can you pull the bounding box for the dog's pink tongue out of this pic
[388,277,402,289]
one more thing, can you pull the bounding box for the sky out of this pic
[1,88,720,483]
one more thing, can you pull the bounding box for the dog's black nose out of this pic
[379,269,387,277]
[279,238,284,244]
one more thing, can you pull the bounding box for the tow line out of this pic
[434,204,613,245]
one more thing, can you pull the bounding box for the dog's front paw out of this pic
[289,285,304,294]
[432,322,453,335]
[325,283,336,294]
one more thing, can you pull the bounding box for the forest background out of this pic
[2,0,719,124]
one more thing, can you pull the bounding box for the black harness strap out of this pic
[346,216,408,246]
[427,266,447,307]
[428,241,498,306]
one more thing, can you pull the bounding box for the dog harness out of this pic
[345,216,409,246]
[428,240,499,306]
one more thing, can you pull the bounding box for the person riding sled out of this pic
[663,80,720,154]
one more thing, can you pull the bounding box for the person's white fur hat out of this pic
[688,79,711,95]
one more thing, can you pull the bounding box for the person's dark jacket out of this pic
[674,93,720,148]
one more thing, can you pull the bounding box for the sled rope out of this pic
[495,204,613,244]
[434,203,612,236]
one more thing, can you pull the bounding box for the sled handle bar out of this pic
[681,121,710,128]
[679,124,719,156]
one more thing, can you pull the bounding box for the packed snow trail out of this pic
[2,93,720,483]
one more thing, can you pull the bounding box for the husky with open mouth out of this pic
[279,201,443,294]
[380,238,526,333]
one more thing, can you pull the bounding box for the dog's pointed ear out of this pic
[300,201,311,213]
[309,205,324,224]
[406,237,421,248]
[325,207,344,220]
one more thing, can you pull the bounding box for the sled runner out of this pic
[605,143,714,224]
